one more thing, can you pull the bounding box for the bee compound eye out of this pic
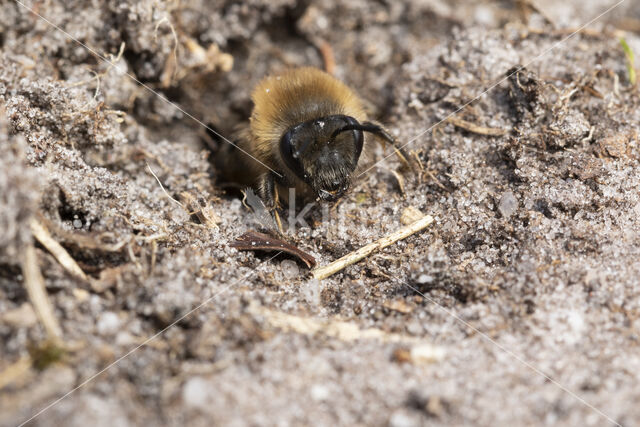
[280,129,305,181]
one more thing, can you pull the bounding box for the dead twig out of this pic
[22,244,63,341]
[30,219,88,281]
[312,214,435,280]
[447,117,509,137]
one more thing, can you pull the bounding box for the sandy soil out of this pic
[1,0,640,426]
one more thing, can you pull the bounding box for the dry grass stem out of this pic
[312,214,434,279]
[30,219,88,282]
[22,244,63,340]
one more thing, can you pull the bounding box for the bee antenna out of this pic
[329,121,394,144]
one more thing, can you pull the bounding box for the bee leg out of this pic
[257,172,284,234]
[362,121,416,170]
[272,186,284,234]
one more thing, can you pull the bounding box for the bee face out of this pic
[279,115,364,201]
[223,67,402,219]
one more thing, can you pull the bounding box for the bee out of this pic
[221,67,410,225]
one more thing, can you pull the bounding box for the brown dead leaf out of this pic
[230,231,316,268]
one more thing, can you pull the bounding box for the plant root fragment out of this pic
[447,117,508,137]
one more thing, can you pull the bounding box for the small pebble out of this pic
[389,410,420,427]
[300,279,321,306]
[2,303,38,328]
[182,377,210,410]
[410,344,446,364]
[401,206,424,225]
[406,320,422,335]
[280,259,299,279]
[97,311,120,335]
[416,274,433,284]
[72,288,90,302]
[310,384,330,401]
[498,191,518,218]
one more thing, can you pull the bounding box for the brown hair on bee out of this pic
[220,67,408,213]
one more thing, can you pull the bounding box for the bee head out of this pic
[280,115,364,201]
